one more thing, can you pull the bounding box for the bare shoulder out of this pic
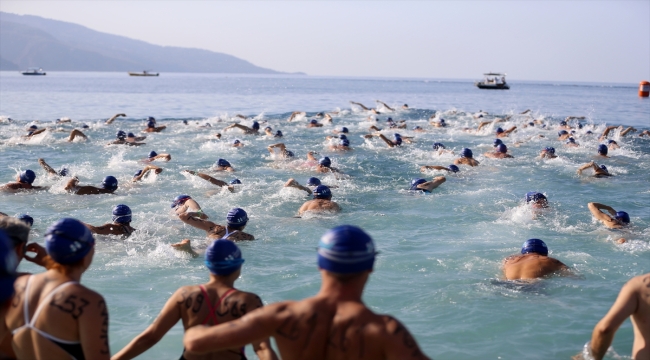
[380,315,430,359]
[629,273,650,291]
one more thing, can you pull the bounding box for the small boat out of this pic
[475,73,509,90]
[22,67,46,76]
[128,70,159,77]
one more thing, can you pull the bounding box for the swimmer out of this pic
[563,137,579,148]
[132,165,163,182]
[297,185,341,215]
[323,113,333,123]
[502,239,570,280]
[430,118,447,128]
[413,126,426,132]
[409,176,446,192]
[267,143,295,159]
[0,170,46,192]
[145,151,171,162]
[126,132,147,142]
[372,133,405,148]
[234,114,248,120]
[329,138,351,151]
[316,157,339,173]
[376,100,395,111]
[495,126,517,138]
[284,177,338,196]
[525,192,549,209]
[183,225,429,359]
[17,214,34,227]
[587,202,629,229]
[539,147,557,159]
[108,131,145,146]
[171,195,209,219]
[583,273,650,360]
[223,121,260,134]
[263,126,274,136]
[105,113,127,124]
[64,175,118,195]
[38,158,69,177]
[386,118,407,129]
[420,165,460,173]
[599,125,620,141]
[558,120,572,130]
[66,129,87,142]
[606,139,620,150]
[0,217,47,276]
[454,148,480,167]
[402,103,409,109]
[212,159,235,172]
[22,126,47,139]
[114,239,277,360]
[288,111,306,122]
[349,101,378,113]
[577,161,612,177]
[558,130,572,141]
[639,130,650,137]
[181,170,236,192]
[178,207,254,241]
[56,117,71,123]
[596,144,609,158]
[431,142,451,155]
[332,126,349,134]
[143,118,166,133]
[484,143,514,159]
[83,204,135,237]
[307,119,323,128]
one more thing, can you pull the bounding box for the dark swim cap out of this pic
[82,124,89,129]
[528,122,534,127]
[607,139,616,144]
[117,130,126,140]
[387,117,393,122]
[232,139,241,145]
[226,208,248,227]
[599,165,608,172]
[45,218,96,265]
[496,144,507,153]
[340,139,350,147]
[586,130,593,134]
[112,204,132,224]
[578,123,583,129]
[521,239,548,256]
[17,214,34,227]
[171,194,191,208]
[148,151,158,158]
[29,125,38,130]
[560,121,567,126]
[493,139,503,147]
[433,142,445,150]
[318,225,376,274]
[0,230,18,303]
[319,157,331,167]
[307,177,321,186]
[340,127,349,133]
[496,127,504,134]
[275,130,283,137]
[205,239,245,276]
[558,130,568,136]
[544,147,555,154]
[394,134,402,146]
[313,185,332,199]
[229,178,242,185]
[440,118,446,123]
[264,126,272,132]
[461,148,473,158]
[252,121,260,130]
[147,116,156,122]
[447,165,460,173]
[101,176,118,191]
[525,192,547,204]
[410,178,427,191]
[284,149,295,157]
[127,132,136,138]
[413,126,422,130]
[133,170,143,178]
[615,211,630,224]
[566,137,576,143]
[58,168,69,176]
[216,159,231,168]
[310,119,318,124]
[339,134,348,140]
[19,170,36,184]
[597,144,608,155]
[147,121,155,128]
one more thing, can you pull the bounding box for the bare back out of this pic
[631,274,650,358]
[502,254,568,280]
[299,199,341,215]
[454,158,479,166]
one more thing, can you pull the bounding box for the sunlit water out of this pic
[1,72,649,359]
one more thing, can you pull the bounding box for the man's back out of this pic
[299,199,341,215]
[503,254,568,280]
[630,274,650,358]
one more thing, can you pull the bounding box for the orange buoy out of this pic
[640,81,650,97]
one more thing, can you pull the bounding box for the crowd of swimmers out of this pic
[1,103,649,359]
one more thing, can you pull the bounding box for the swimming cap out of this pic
[566,137,576,143]
[112,204,132,224]
[229,179,242,185]
[597,144,608,155]
[340,127,349,133]
[17,214,34,227]
[578,123,583,129]
[496,144,507,153]
[310,119,318,124]
[318,225,376,274]
[264,126,272,132]
[413,126,422,130]
[340,139,350,147]
[226,208,248,227]
[29,125,38,130]
[387,117,393,122]
[528,122,534,126]
[339,134,348,140]
[544,147,555,154]
[319,157,331,167]
[252,121,260,130]
[493,139,503,147]
[570,130,576,134]
[205,239,245,276]
[19,170,36,184]
[440,119,446,123]
[232,139,241,145]
[171,194,191,208]
[496,127,504,134]
[615,211,630,224]
[147,116,156,122]
[182,120,188,125]
[447,165,460,173]
[275,130,283,137]
[313,185,332,199]
[0,230,17,303]
[521,239,548,256]
[101,176,118,191]
[607,139,616,144]
[58,168,69,176]
[394,134,402,146]
[560,121,567,126]
[82,124,89,129]
[127,132,135,138]
[117,130,126,140]
[586,130,593,134]
[45,218,96,264]
[307,177,321,186]
[284,149,295,157]
[147,121,155,128]
[148,151,158,158]
[133,170,143,178]
[216,159,231,168]
[433,142,445,150]
[525,192,547,204]
[599,165,608,172]
[394,133,401,139]
[410,178,427,191]
[558,130,568,136]
[461,148,473,158]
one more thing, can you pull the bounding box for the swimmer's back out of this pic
[503,254,568,280]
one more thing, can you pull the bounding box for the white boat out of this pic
[22,67,46,76]
[475,73,509,90]
[128,70,159,77]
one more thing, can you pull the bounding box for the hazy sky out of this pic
[2,1,649,83]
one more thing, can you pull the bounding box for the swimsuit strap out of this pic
[199,286,237,325]
[222,227,239,239]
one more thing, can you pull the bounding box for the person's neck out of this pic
[316,272,366,303]
[48,267,84,282]
[208,275,236,289]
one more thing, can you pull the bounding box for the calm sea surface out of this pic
[1,72,649,359]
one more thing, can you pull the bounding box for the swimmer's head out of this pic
[394,133,402,146]
[433,142,445,150]
[17,214,34,227]
[319,157,331,167]
[112,204,132,224]
[493,139,503,147]
[340,127,349,133]
[229,178,241,185]
[521,238,548,256]
[566,137,576,144]
[0,230,18,303]
[387,117,393,122]
[560,121,567,126]
[525,192,548,208]
[496,144,507,153]
[313,185,332,199]
[570,130,576,134]
[413,126,422,130]
[597,144,608,155]
[307,177,321,187]
[45,218,96,265]
[264,126,272,132]
[578,123,583,129]
[461,148,473,158]
[586,130,593,134]
[205,239,245,276]
[607,139,616,145]
[496,127,504,134]
[338,134,348,141]
[318,225,376,275]
[226,208,248,227]
[232,139,241,145]
[182,120,188,125]
[133,170,142,178]
[528,122,534,127]
[127,132,136,138]
[440,119,446,124]
[544,147,555,155]
[403,104,408,107]
[283,149,295,158]
[116,130,127,140]
[82,124,89,129]
[558,130,568,136]
[447,165,460,173]
[58,168,68,177]
[147,121,155,129]
[171,194,191,208]
[615,211,630,224]
[216,159,231,168]
[19,170,36,184]
[29,125,38,130]
[310,119,318,125]
[101,176,118,191]
[147,116,156,123]
[410,178,426,191]
[148,151,158,159]
[340,139,350,147]
[275,130,283,137]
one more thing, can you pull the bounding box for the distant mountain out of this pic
[0,12,292,74]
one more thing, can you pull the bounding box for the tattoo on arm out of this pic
[391,319,424,357]
[49,293,90,319]
[98,300,110,354]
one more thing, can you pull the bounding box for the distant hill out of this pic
[0,12,292,74]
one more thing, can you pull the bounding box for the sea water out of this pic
[1,72,649,359]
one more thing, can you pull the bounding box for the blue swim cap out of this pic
[521,238,548,256]
[394,133,401,139]
[525,192,547,204]
[252,121,260,130]
[597,144,608,155]
[147,116,156,122]
[0,230,17,303]
[528,122,534,126]
[413,126,422,130]
[229,178,241,185]
[275,130,283,137]
[45,218,96,265]
[560,121,567,126]
[339,134,348,140]
[264,126,272,132]
[112,204,132,224]
[182,120,188,125]
[147,121,155,128]
[148,151,158,158]
[496,127,504,134]
[586,130,593,134]
[82,124,89,129]
[566,137,576,143]
[410,178,427,191]
[233,139,241,145]
[440,119,446,123]
[496,144,507,153]
[226,208,248,227]
[127,132,135,138]
[318,225,376,274]
[615,211,630,224]
[19,170,36,184]
[319,157,331,167]
[447,165,460,173]
[578,123,583,129]
[133,170,143,178]
[216,159,231,168]
[461,148,473,158]
[284,149,295,157]
[558,130,568,136]
[307,177,321,186]
[310,119,318,124]
[116,130,126,140]
[313,185,332,199]
[493,139,503,147]
[205,239,245,276]
[433,142,445,150]
[544,147,555,154]
[17,214,34,227]
[600,165,608,172]
[29,125,38,130]
[570,130,576,134]
[387,117,393,122]
[340,127,349,133]
[58,168,69,177]
[171,194,191,208]
[607,139,616,144]
[101,176,118,191]
[340,139,350,147]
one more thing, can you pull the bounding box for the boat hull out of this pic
[475,82,509,90]
[22,72,46,76]
[128,72,159,77]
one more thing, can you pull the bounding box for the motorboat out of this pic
[475,73,509,90]
[22,67,46,76]
[128,70,159,77]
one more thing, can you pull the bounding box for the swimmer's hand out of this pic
[284,178,299,187]
[24,243,47,268]
[171,239,200,258]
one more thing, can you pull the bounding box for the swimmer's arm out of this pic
[307,151,318,161]
[476,121,492,131]
[64,177,80,191]
[79,292,111,360]
[520,109,531,114]
[111,289,183,360]
[38,158,58,175]
[587,202,617,222]
[377,134,395,147]
[267,143,286,151]
[185,171,227,187]
[83,223,127,236]
[620,126,636,136]
[590,278,639,360]
[152,154,171,161]
[349,101,370,110]
[504,126,517,134]
[383,316,431,360]
[229,124,252,132]
[376,100,395,111]
[576,162,595,175]
[284,178,312,195]
[599,125,618,140]
[105,113,126,124]
[420,166,450,172]
[30,128,47,136]
[178,213,216,231]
